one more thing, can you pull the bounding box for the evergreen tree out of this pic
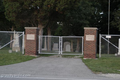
[0,0,12,30]
[111,0,120,34]
[57,0,99,36]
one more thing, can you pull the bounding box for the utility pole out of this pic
[108,0,110,35]
[108,0,110,54]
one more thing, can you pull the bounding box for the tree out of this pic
[3,0,49,35]
[0,0,12,31]
[59,0,97,36]
[97,0,120,34]
[4,0,120,35]
[111,0,120,33]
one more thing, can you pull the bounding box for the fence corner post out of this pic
[83,27,97,59]
[25,27,39,55]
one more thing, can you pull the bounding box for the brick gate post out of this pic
[84,27,97,59]
[25,27,39,55]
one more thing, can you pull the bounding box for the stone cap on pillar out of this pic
[25,27,38,29]
[84,27,98,30]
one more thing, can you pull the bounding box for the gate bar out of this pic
[38,36,40,54]
[101,34,120,36]
[22,32,25,54]
[102,36,119,49]
[59,36,61,54]
[99,34,101,58]
[0,33,23,50]
[82,37,84,55]
[0,31,23,33]
[61,37,63,54]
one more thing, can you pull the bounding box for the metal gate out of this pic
[0,31,24,54]
[38,36,83,55]
[99,34,120,58]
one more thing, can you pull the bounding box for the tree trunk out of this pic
[38,23,44,35]
[47,27,51,51]
[71,40,73,52]
[10,26,14,48]
[76,39,80,52]
[38,23,44,52]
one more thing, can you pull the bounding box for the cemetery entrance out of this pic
[38,36,83,55]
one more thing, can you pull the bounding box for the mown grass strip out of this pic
[0,53,36,66]
[82,57,120,74]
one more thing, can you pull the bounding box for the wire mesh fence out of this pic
[0,31,24,54]
[38,36,83,55]
[39,36,60,54]
[99,34,120,58]
[61,36,83,55]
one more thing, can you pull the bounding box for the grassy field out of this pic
[82,57,120,74]
[0,52,36,66]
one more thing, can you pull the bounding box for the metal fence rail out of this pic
[38,36,83,55]
[99,34,120,58]
[61,36,83,55]
[0,31,24,54]
[38,36,60,54]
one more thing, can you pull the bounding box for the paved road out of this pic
[0,57,119,80]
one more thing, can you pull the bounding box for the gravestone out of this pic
[12,33,20,52]
[42,37,47,51]
[52,43,58,51]
[64,42,71,52]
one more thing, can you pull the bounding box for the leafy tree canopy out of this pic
[2,0,120,34]
[0,0,12,30]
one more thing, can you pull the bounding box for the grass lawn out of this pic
[82,57,120,74]
[0,53,36,66]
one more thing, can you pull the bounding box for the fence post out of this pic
[38,36,40,54]
[84,27,97,59]
[25,27,39,55]
[99,34,101,58]
[59,36,61,54]
[82,37,84,55]
[22,32,25,54]
[60,37,63,55]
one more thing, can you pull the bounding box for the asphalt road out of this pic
[0,56,119,80]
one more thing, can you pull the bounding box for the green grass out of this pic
[82,57,120,74]
[0,53,36,66]
[101,54,117,58]
[0,47,22,54]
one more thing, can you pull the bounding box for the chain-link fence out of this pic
[0,31,24,54]
[61,36,83,55]
[38,36,83,55]
[38,36,60,54]
[99,34,120,58]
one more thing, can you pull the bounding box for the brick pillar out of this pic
[84,27,97,59]
[25,27,39,55]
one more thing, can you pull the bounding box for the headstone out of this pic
[52,43,58,51]
[42,37,47,51]
[12,33,20,52]
[64,42,71,52]
[9,50,12,53]
[118,39,120,55]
